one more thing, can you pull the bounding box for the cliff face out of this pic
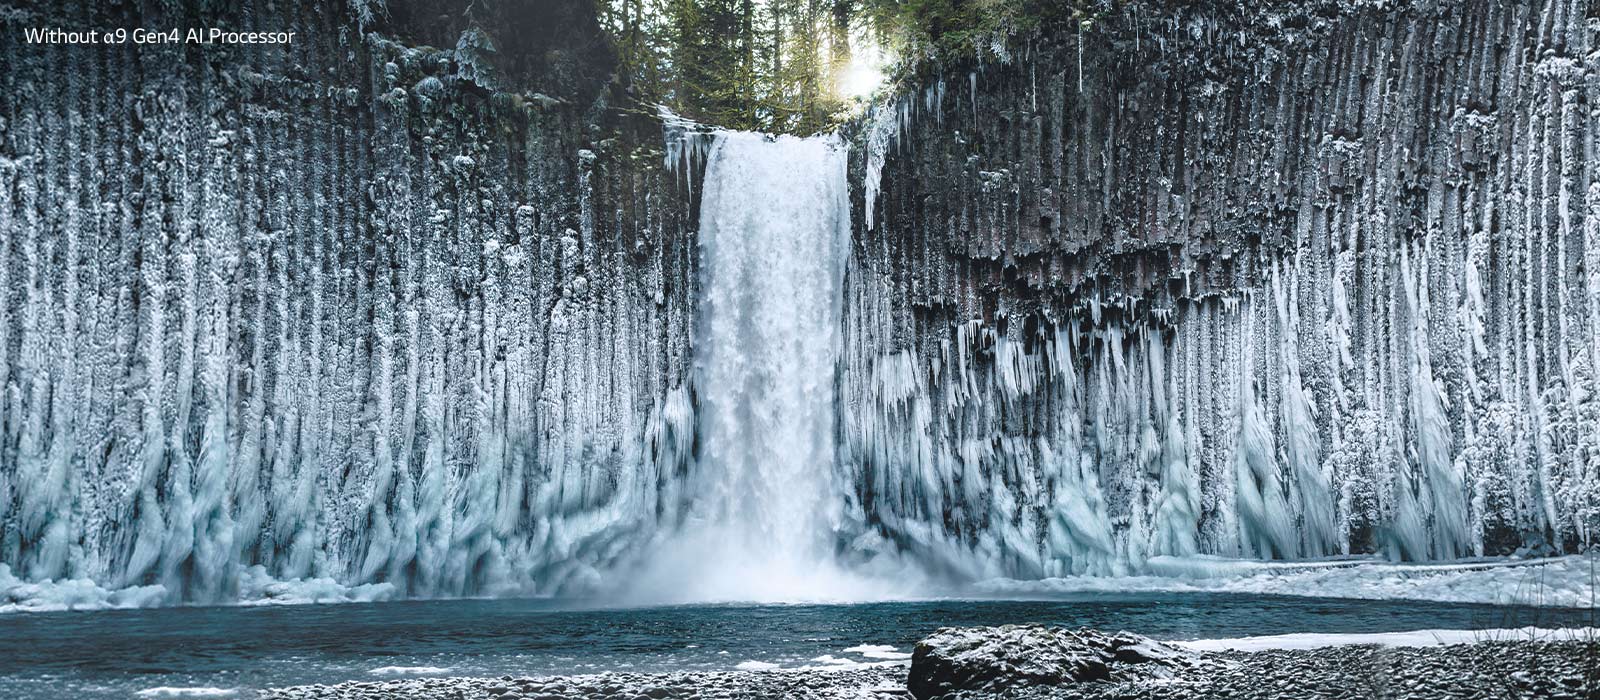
[843,0,1600,575]
[1,0,1596,606]
[0,0,698,602]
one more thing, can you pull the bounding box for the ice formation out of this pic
[837,0,1600,585]
[975,554,1600,609]
[836,259,1598,582]
[0,13,700,606]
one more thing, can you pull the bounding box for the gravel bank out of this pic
[260,639,1598,699]
[258,665,908,700]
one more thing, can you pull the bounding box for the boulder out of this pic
[906,625,1201,699]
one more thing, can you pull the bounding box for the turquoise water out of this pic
[0,593,1588,699]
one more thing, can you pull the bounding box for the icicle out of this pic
[969,72,979,130]
[863,98,901,232]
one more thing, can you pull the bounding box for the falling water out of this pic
[698,131,849,556]
[627,130,897,603]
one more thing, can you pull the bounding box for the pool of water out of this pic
[0,592,1589,699]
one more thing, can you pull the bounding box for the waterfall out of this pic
[3,0,1594,612]
[624,130,901,603]
[697,131,849,562]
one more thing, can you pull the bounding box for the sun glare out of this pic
[840,37,888,100]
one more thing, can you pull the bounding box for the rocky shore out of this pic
[257,665,908,700]
[259,626,1599,700]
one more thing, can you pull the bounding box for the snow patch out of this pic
[842,644,913,660]
[368,666,454,676]
[977,554,1600,608]
[794,658,910,672]
[1177,626,1600,652]
[809,655,859,666]
[133,689,238,698]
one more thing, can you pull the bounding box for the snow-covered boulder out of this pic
[907,625,1201,699]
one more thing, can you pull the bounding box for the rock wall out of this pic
[842,0,1600,576]
[0,0,698,603]
[2,0,1596,607]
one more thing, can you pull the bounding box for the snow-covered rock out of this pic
[907,625,1204,698]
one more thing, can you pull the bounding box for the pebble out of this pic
[258,638,1599,699]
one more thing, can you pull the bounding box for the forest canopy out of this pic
[594,0,1105,133]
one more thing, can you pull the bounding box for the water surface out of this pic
[0,592,1588,699]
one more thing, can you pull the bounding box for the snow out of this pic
[810,655,860,666]
[736,655,911,674]
[842,644,913,660]
[976,554,1600,608]
[368,666,454,676]
[1176,626,1600,652]
[133,689,238,698]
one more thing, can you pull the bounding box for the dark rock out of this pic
[906,625,1201,699]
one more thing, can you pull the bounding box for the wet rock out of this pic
[907,625,1200,699]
